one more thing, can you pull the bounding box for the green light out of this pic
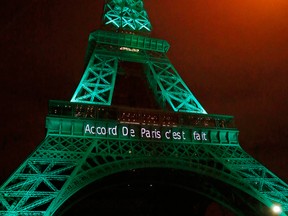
[103,0,152,32]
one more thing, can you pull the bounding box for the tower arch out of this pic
[1,1,288,216]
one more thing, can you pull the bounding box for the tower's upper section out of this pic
[102,0,152,33]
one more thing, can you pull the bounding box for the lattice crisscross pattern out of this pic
[71,54,118,105]
[1,127,288,215]
[2,1,288,215]
[103,0,152,32]
[146,61,207,113]
[206,145,288,211]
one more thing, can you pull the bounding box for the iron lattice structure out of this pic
[103,0,152,32]
[1,0,288,215]
[70,29,207,114]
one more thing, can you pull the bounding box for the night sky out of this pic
[1,0,288,196]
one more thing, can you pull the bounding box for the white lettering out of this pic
[141,128,146,137]
[130,128,135,137]
[84,124,208,143]
[165,130,171,139]
[193,131,201,140]
[172,131,181,140]
[151,129,161,139]
[96,127,106,135]
[91,126,96,134]
[122,126,129,136]
[182,131,186,140]
[193,131,208,141]
[108,125,118,135]
[85,125,92,134]
[201,132,207,141]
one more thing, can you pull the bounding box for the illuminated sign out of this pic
[120,46,140,52]
[84,122,210,143]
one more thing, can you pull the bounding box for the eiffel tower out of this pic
[1,1,288,215]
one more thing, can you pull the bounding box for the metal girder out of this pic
[71,30,206,114]
[1,112,288,215]
[71,54,118,105]
[146,61,207,113]
[2,1,288,215]
[103,0,152,32]
[89,30,170,53]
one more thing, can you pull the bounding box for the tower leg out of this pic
[71,54,118,105]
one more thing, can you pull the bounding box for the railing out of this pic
[90,30,170,53]
[48,100,236,129]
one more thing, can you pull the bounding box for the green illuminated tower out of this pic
[1,1,288,215]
